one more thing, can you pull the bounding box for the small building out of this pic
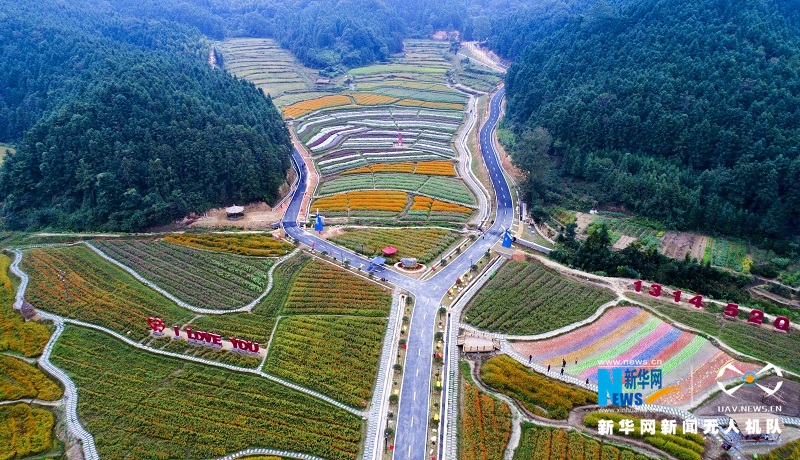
[315,78,331,87]
[368,256,386,273]
[19,301,37,320]
[382,246,398,257]
[225,205,244,220]
[458,331,500,353]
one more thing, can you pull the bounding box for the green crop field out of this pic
[216,38,318,103]
[51,326,363,460]
[22,246,196,341]
[418,176,476,205]
[514,423,654,460]
[464,260,616,335]
[265,315,386,407]
[261,257,391,405]
[480,355,597,419]
[350,64,447,75]
[584,412,705,460]
[330,227,460,264]
[93,240,277,310]
[708,238,748,271]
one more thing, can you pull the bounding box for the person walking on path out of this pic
[529,354,532,364]
[560,367,565,376]
[562,358,567,368]
[547,364,551,372]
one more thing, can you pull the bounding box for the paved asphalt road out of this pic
[282,88,512,460]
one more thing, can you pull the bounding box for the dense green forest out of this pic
[0,0,291,231]
[77,0,544,72]
[504,0,800,246]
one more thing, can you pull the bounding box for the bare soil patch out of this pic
[659,232,708,260]
[612,235,636,251]
[189,201,283,229]
[574,212,597,234]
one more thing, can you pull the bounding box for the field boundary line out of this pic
[209,447,325,460]
[10,250,100,460]
[12,249,366,419]
[57,315,367,416]
[460,298,622,341]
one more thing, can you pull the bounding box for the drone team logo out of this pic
[716,362,783,397]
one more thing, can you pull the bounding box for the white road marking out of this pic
[413,391,417,401]
[416,367,419,376]
[418,348,421,356]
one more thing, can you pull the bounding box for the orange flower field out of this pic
[283,95,353,118]
[340,161,456,176]
[312,190,408,213]
[411,195,472,213]
[414,160,456,176]
[350,92,400,105]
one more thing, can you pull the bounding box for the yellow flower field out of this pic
[414,160,456,176]
[282,95,353,118]
[411,195,472,213]
[341,161,455,176]
[350,92,400,105]
[312,190,409,213]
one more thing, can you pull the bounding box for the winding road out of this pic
[282,88,514,460]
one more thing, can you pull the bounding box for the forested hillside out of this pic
[504,0,800,243]
[0,0,291,231]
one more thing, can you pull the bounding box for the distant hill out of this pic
[0,1,291,231]
[503,0,800,244]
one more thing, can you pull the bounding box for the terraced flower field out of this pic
[51,326,364,460]
[93,240,277,310]
[342,160,456,176]
[511,307,761,407]
[513,423,652,460]
[163,233,293,257]
[480,355,597,419]
[330,227,460,264]
[265,258,392,406]
[22,246,196,341]
[318,173,474,205]
[0,254,51,357]
[459,362,512,460]
[215,38,316,102]
[0,355,63,401]
[297,106,463,175]
[464,260,616,335]
[0,404,56,459]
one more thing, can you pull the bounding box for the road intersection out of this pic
[282,88,514,459]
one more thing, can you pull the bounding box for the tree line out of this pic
[0,0,291,231]
[501,0,800,249]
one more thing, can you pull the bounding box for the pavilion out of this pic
[225,205,244,220]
